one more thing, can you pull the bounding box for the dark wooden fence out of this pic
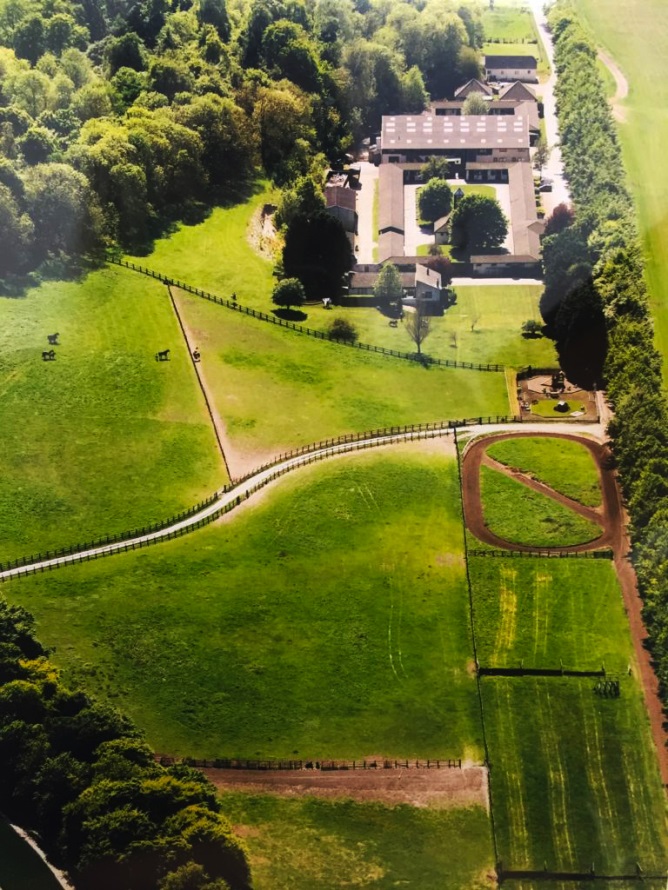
[108,257,505,372]
[157,756,464,771]
[467,548,614,560]
[478,666,606,678]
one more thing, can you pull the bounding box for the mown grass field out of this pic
[574,0,668,377]
[173,289,510,465]
[125,183,278,309]
[479,466,601,547]
[291,285,555,369]
[0,818,63,890]
[483,677,668,874]
[482,6,536,43]
[0,268,225,562]
[486,436,602,507]
[5,447,483,760]
[219,794,494,890]
[469,557,632,672]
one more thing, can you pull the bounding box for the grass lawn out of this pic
[291,285,554,370]
[482,7,536,43]
[0,268,225,563]
[5,447,484,760]
[483,677,668,874]
[574,0,668,379]
[530,398,587,418]
[479,466,601,548]
[220,793,494,890]
[416,184,496,227]
[125,182,278,312]
[0,818,63,890]
[173,289,510,464]
[486,436,602,507]
[469,557,633,673]
[596,56,616,99]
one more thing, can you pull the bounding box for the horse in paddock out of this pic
[42,349,56,361]
[47,333,59,345]
[155,348,170,361]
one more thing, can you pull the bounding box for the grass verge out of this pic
[486,436,602,507]
[479,466,601,547]
[5,447,483,760]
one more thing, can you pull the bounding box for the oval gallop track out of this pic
[460,431,621,554]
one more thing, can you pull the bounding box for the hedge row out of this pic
[548,3,668,703]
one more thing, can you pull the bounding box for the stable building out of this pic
[484,55,538,83]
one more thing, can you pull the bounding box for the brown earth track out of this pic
[461,430,668,785]
[201,765,489,810]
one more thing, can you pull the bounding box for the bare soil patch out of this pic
[201,765,489,811]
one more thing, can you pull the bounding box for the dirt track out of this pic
[461,430,668,786]
[201,764,489,810]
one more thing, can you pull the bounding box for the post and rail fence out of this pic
[156,755,465,771]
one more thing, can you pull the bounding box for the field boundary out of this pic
[156,756,466,771]
[108,257,507,372]
[468,548,614,559]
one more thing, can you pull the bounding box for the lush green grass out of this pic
[125,183,278,311]
[5,448,484,760]
[483,676,668,874]
[0,819,63,890]
[220,793,494,890]
[294,285,555,369]
[479,466,601,547]
[174,289,510,463]
[574,0,668,378]
[482,7,536,42]
[530,398,587,418]
[470,557,633,672]
[596,56,616,99]
[486,436,602,507]
[0,268,225,562]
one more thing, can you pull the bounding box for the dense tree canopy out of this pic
[450,193,507,251]
[418,177,452,223]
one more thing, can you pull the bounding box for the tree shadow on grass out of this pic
[272,308,308,322]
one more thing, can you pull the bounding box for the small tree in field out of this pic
[374,262,403,305]
[272,277,305,311]
[462,92,488,115]
[521,319,542,338]
[328,317,358,343]
[405,297,431,356]
[418,178,453,224]
[450,194,507,251]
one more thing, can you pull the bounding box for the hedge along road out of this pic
[461,429,668,786]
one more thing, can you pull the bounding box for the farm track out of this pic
[461,431,668,786]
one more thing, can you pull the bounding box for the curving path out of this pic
[461,429,668,785]
[598,50,629,123]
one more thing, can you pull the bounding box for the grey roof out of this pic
[325,185,356,211]
[378,163,404,234]
[454,78,493,99]
[415,264,441,289]
[507,161,541,258]
[378,230,405,263]
[484,55,537,69]
[498,81,537,101]
[381,113,530,152]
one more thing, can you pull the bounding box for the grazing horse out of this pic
[47,333,59,345]
[42,349,56,361]
[192,348,201,362]
[155,348,170,361]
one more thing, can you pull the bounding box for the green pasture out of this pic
[5,448,483,760]
[596,56,616,99]
[0,819,63,890]
[173,289,510,466]
[482,7,536,43]
[483,676,668,874]
[300,286,555,369]
[125,183,278,311]
[486,436,602,507]
[479,466,602,547]
[469,557,632,672]
[220,794,493,890]
[0,268,224,562]
[574,0,668,377]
